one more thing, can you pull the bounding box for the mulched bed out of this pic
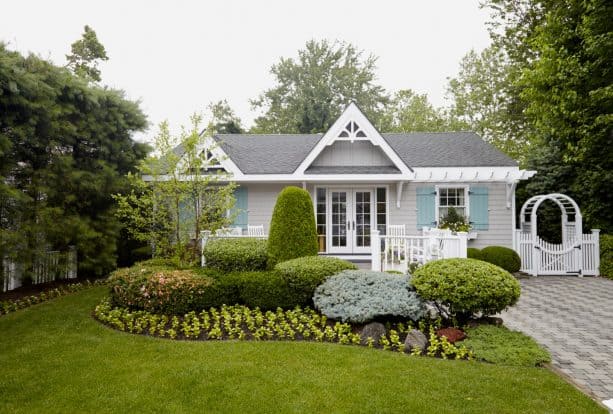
[0,278,101,301]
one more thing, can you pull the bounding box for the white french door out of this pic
[328,189,374,254]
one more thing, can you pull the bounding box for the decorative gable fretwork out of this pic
[338,121,367,141]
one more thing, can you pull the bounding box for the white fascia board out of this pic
[411,167,536,182]
[294,102,412,175]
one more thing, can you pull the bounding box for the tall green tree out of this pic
[480,0,613,234]
[380,89,469,133]
[0,43,147,278]
[208,100,244,134]
[65,25,109,82]
[447,47,530,163]
[251,40,389,134]
[114,114,237,264]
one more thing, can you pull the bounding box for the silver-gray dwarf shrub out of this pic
[313,270,425,323]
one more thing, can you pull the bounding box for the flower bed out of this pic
[94,298,473,359]
[1,280,106,317]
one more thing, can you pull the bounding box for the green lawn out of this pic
[0,287,604,414]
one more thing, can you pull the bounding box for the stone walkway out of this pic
[501,276,613,402]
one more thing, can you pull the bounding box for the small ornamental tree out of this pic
[267,187,318,267]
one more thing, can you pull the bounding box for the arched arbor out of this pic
[515,193,600,276]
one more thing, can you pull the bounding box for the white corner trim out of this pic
[294,102,412,176]
[396,181,405,209]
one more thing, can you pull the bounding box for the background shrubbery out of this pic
[467,248,483,260]
[275,256,357,305]
[600,234,613,280]
[479,246,521,273]
[411,258,520,322]
[313,270,425,323]
[203,238,268,272]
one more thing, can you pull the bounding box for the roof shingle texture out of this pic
[211,132,517,174]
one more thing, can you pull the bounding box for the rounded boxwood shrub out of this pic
[480,246,521,273]
[313,270,426,323]
[109,266,215,314]
[267,186,318,267]
[275,256,357,305]
[411,258,521,322]
[203,238,268,272]
[467,247,483,260]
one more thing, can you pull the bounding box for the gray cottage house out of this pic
[181,102,535,263]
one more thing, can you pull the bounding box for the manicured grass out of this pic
[464,324,551,367]
[0,287,605,414]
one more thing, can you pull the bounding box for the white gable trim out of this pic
[175,135,244,177]
[294,102,412,175]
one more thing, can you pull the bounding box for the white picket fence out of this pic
[514,229,600,276]
[371,230,467,272]
[1,246,78,292]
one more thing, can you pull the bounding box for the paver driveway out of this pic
[501,276,613,402]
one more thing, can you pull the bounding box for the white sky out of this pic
[1,0,492,141]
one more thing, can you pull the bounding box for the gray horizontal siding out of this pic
[312,141,393,167]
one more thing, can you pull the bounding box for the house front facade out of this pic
[188,103,535,259]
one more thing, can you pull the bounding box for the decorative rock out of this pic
[435,327,466,343]
[404,329,428,354]
[360,322,386,345]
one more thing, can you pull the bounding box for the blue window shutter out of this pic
[416,187,436,230]
[469,187,489,230]
[231,187,248,229]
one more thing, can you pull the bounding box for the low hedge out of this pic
[411,258,521,322]
[202,238,268,272]
[480,246,521,273]
[232,271,298,310]
[600,234,613,279]
[275,256,357,305]
[467,248,483,260]
[108,265,215,314]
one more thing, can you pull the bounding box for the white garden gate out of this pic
[514,193,600,276]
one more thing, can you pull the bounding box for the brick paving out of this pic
[501,276,613,402]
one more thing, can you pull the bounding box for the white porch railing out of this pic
[371,230,467,272]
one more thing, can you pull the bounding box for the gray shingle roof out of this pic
[382,132,518,167]
[209,131,517,174]
[213,134,322,174]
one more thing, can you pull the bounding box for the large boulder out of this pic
[404,329,428,354]
[360,322,386,345]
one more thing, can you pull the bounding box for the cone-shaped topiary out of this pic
[267,186,318,267]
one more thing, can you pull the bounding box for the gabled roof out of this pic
[210,131,517,174]
[384,132,518,167]
[213,134,322,174]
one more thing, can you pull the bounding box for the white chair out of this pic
[247,225,265,237]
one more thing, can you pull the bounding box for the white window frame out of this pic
[434,185,470,226]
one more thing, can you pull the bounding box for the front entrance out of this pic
[328,189,373,254]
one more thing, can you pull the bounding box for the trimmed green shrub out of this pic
[463,325,550,367]
[411,258,521,322]
[480,246,521,273]
[267,186,318,267]
[313,270,426,323]
[109,266,215,314]
[233,271,298,310]
[203,238,268,272]
[600,234,613,279]
[275,256,357,305]
[467,247,483,260]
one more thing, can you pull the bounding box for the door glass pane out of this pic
[331,191,347,247]
[355,191,371,247]
[316,188,326,252]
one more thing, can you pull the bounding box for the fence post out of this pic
[68,246,77,279]
[371,230,381,271]
[456,232,468,258]
[201,230,211,267]
[592,229,600,276]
